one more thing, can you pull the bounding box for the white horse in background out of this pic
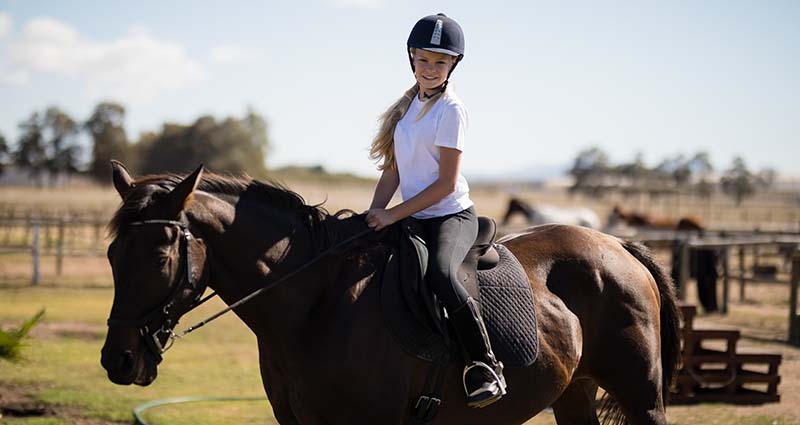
[501,197,601,229]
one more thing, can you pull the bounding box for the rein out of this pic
[109,217,375,358]
[174,226,375,339]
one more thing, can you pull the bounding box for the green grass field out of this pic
[0,287,271,424]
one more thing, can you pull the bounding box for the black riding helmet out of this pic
[407,13,465,78]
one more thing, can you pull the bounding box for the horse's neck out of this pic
[187,196,320,325]
[188,196,373,337]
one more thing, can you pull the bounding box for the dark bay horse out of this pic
[607,205,704,231]
[100,162,681,425]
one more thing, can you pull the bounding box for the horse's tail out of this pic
[599,240,682,425]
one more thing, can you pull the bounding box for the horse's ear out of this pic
[164,164,204,218]
[111,160,134,198]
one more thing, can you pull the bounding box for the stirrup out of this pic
[462,361,507,408]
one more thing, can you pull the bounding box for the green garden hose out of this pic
[133,396,265,424]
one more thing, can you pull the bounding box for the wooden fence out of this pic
[627,230,800,345]
[0,214,108,285]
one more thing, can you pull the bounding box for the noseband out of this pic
[106,219,210,362]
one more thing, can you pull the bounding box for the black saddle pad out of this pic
[380,243,539,367]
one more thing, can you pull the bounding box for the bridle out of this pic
[106,217,375,362]
[106,219,211,363]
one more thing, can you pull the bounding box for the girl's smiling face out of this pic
[411,48,456,95]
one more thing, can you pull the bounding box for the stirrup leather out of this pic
[462,361,507,408]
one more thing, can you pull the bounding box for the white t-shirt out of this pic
[393,90,474,219]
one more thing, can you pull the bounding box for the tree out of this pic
[86,102,131,183]
[686,152,714,199]
[137,110,270,176]
[43,107,82,185]
[614,152,650,195]
[14,108,83,187]
[14,112,48,186]
[653,155,691,187]
[687,152,713,177]
[720,157,757,205]
[568,147,610,197]
[756,168,776,190]
[0,131,9,175]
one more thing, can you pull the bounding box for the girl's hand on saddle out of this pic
[365,208,397,231]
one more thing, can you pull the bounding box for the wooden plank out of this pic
[670,391,780,405]
[688,329,740,339]
[676,370,780,384]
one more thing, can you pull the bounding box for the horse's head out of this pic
[607,205,625,227]
[100,161,209,386]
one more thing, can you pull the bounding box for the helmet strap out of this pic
[420,80,448,100]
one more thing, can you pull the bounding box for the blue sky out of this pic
[0,1,798,178]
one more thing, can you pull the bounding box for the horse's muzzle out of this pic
[101,348,137,385]
[101,348,158,386]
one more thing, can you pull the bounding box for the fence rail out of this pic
[0,215,109,285]
[628,229,800,345]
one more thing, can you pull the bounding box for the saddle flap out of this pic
[380,239,540,368]
[458,217,500,298]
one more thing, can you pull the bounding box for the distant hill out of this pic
[268,165,374,184]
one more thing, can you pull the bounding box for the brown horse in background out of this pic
[608,205,704,231]
[101,162,681,425]
[607,206,720,312]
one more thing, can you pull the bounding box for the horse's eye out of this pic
[157,256,169,267]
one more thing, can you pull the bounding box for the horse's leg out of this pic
[256,339,302,425]
[551,378,599,425]
[591,327,667,425]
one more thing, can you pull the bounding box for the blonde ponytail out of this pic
[369,84,418,171]
[369,82,452,171]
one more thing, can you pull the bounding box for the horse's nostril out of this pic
[121,350,135,372]
[101,349,135,374]
[101,350,122,371]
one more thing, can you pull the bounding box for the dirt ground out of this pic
[0,383,126,424]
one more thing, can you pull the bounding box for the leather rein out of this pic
[106,218,374,361]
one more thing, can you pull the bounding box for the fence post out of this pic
[788,251,800,345]
[94,215,102,254]
[739,246,746,302]
[721,246,730,314]
[44,220,52,251]
[24,211,31,241]
[32,221,40,286]
[56,218,65,276]
[676,239,690,301]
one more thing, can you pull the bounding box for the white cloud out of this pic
[332,0,384,9]
[209,45,254,65]
[0,12,11,40]
[2,18,206,103]
[0,12,11,39]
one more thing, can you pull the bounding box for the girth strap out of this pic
[408,359,447,425]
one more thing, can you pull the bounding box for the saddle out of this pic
[380,216,539,367]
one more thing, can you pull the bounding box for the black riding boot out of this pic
[450,297,507,408]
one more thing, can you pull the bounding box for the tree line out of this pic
[0,102,270,186]
[569,147,777,205]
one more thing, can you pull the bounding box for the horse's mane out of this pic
[109,171,349,242]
